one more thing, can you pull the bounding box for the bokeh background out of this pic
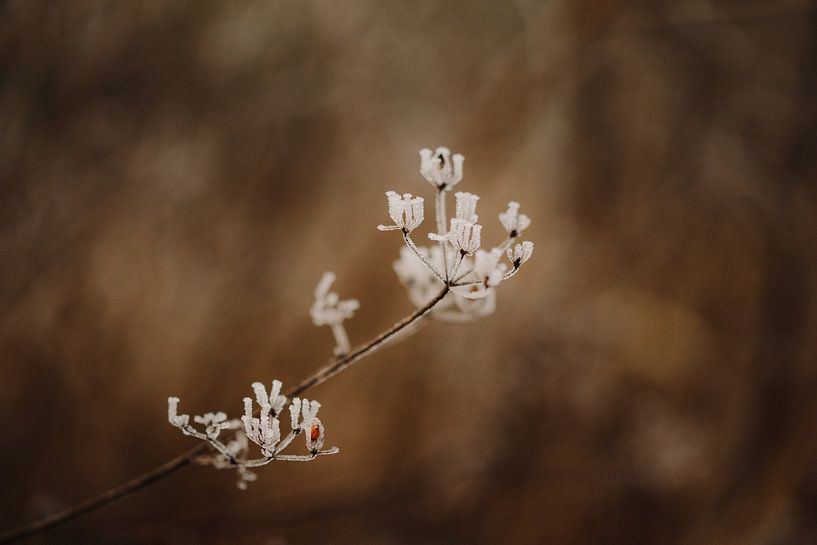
[2,1,817,544]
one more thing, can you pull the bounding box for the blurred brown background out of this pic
[2,1,817,544]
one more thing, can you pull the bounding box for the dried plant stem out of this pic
[0,286,450,544]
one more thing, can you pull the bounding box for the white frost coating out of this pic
[508,241,534,268]
[289,397,302,430]
[419,147,464,190]
[310,272,359,326]
[429,192,481,247]
[164,146,534,491]
[380,146,535,322]
[499,201,531,237]
[167,397,189,428]
[377,191,425,233]
[168,381,339,489]
[310,272,359,355]
[446,218,482,256]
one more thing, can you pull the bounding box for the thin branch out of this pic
[287,285,449,397]
[0,285,450,544]
[402,231,446,283]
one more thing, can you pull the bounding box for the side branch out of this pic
[287,285,449,397]
[0,286,450,544]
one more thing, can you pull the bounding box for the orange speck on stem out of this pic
[310,424,320,443]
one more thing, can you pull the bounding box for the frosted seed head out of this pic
[420,146,465,190]
[499,201,531,237]
[449,219,481,255]
[379,191,425,233]
[507,241,534,269]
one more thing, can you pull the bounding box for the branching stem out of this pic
[402,231,446,283]
[0,286,450,544]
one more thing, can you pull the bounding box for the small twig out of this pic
[0,286,450,544]
[402,231,446,283]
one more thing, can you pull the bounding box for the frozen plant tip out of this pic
[499,201,531,239]
[381,146,535,321]
[310,272,360,355]
[377,191,425,233]
[419,147,464,190]
[168,381,338,489]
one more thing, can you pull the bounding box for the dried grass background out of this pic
[1,1,816,544]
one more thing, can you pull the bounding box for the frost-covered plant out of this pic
[168,380,338,489]
[0,146,535,542]
[386,146,534,322]
[167,146,533,489]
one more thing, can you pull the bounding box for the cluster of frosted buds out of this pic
[377,191,425,233]
[168,380,339,489]
[419,147,464,190]
[241,381,287,456]
[310,272,360,355]
[381,147,534,321]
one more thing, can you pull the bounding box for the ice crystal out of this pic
[168,381,339,489]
